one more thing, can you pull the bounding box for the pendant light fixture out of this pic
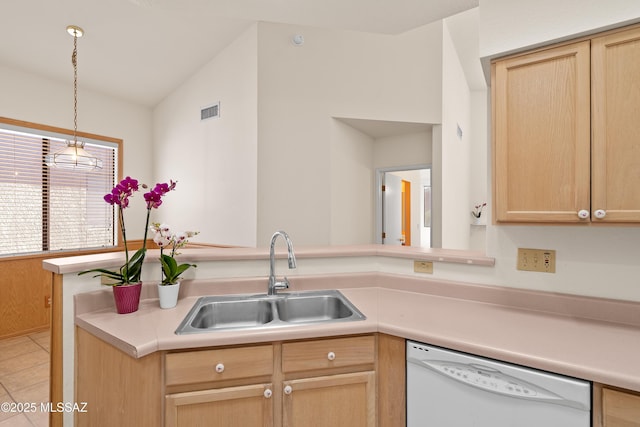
[46,25,102,170]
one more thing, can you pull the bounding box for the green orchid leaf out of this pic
[160,254,196,284]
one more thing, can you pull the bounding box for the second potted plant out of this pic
[151,223,198,309]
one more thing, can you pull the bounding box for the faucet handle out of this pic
[277,277,289,289]
[274,277,290,290]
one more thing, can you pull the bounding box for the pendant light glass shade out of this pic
[45,141,103,170]
[47,25,102,171]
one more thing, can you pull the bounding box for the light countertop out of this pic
[75,273,640,393]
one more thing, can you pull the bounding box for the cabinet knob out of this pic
[327,351,336,361]
[594,209,606,219]
[284,385,293,395]
[264,389,272,399]
[215,363,225,373]
[577,209,590,219]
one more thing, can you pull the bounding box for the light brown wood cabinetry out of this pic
[281,335,375,372]
[493,25,640,224]
[599,386,640,427]
[164,344,275,427]
[165,345,274,386]
[591,27,640,223]
[283,372,375,427]
[281,335,376,427]
[75,328,162,427]
[76,330,397,426]
[165,335,376,427]
[165,384,274,427]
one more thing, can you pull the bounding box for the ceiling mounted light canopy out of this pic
[46,25,102,171]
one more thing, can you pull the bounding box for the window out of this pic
[0,118,119,256]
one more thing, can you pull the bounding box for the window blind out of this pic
[0,125,117,256]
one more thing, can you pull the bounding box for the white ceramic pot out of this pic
[157,281,180,309]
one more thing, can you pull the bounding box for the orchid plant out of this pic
[79,177,176,285]
[150,223,198,286]
[472,202,487,218]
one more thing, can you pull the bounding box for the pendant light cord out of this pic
[72,30,80,149]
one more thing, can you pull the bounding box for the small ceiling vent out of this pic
[201,102,220,121]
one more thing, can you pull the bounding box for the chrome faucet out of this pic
[268,231,297,295]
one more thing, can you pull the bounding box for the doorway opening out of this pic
[376,166,431,248]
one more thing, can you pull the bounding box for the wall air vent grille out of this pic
[201,102,220,120]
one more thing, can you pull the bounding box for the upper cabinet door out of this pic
[591,26,640,222]
[493,41,591,223]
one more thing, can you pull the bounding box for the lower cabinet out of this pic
[601,386,640,427]
[163,334,378,427]
[165,384,274,427]
[281,335,376,427]
[282,372,375,427]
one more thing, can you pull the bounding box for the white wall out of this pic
[440,21,472,250]
[475,1,640,302]
[469,90,488,251]
[479,0,640,59]
[329,119,375,244]
[373,131,432,170]
[153,25,258,247]
[256,21,443,246]
[0,64,154,239]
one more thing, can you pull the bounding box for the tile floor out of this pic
[0,331,50,427]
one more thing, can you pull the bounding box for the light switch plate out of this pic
[414,260,433,274]
[517,248,556,273]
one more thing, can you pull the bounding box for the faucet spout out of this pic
[268,231,297,295]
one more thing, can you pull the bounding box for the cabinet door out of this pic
[592,26,640,222]
[493,41,591,222]
[602,387,640,426]
[282,371,376,427]
[165,383,273,427]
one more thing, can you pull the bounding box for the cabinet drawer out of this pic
[282,335,375,373]
[603,387,640,426]
[165,344,273,386]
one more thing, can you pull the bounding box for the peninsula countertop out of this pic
[74,273,640,394]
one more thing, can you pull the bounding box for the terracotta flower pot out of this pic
[112,282,142,314]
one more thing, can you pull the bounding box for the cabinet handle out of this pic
[594,209,606,219]
[215,363,225,373]
[284,385,293,395]
[327,351,336,361]
[577,209,590,219]
[264,389,272,399]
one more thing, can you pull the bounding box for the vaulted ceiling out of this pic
[1,0,480,107]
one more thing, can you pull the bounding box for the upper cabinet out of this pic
[591,26,640,222]
[492,25,640,224]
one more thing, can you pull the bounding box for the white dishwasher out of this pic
[407,341,591,427]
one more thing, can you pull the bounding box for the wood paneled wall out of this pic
[0,256,52,338]
[0,240,150,339]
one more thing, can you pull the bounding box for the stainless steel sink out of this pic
[275,294,355,323]
[175,290,365,334]
[189,299,274,330]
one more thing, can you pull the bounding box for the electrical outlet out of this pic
[414,261,433,274]
[517,248,556,273]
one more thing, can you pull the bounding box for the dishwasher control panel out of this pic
[424,360,555,399]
